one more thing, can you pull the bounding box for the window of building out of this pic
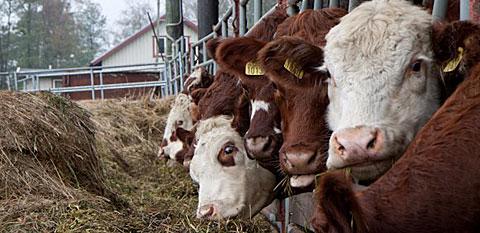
[53,79,63,89]
[153,36,167,57]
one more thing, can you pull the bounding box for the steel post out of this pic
[432,0,448,21]
[240,2,247,35]
[330,0,339,7]
[90,68,95,100]
[348,0,360,12]
[100,71,104,99]
[314,0,322,9]
[254,0,263,22]
[460,0,470,20]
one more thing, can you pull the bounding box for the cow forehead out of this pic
[164,93,193,139]
[324,0,432,82]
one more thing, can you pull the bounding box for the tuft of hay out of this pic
[0,91,110,199]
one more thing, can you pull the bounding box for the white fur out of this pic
[324,0,441,179]
[189,116,276,219]
[162,93,195,159]
[250,100,270,120]
[186,68,203,91]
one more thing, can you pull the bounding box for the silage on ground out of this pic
[0,94,273,232]
[0,91,119,232]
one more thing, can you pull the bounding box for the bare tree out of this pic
[113,0,155,44]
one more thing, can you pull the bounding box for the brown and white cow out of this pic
[158,67,214,163]
[215,9,346,188]
[323,0,442,181]
[312,21,480,233]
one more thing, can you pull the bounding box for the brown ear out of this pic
[258,36,324,76]
[215,37,267,77]
[206,37,223,61]
[432,21,480,64]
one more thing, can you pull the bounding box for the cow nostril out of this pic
[307,152,316,165]
[367,137,376,150]
[334,136,345,153]
[262,137,273,151]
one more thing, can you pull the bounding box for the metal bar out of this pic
[222,19,228,37]
[254,0,263,22]
[14,72,18,91]
[240,2,247,35]
[202,40,208,63]
[48,81,166,93]
[284,198,290,233]
[301,0,309,12]
[348,0,360,12]
[460,0,470,20]
[89,68,95,100]
[432,0,448,21]
[314,0,322,9]
[36,75,40,91]
[100,72,104,99]
[330,0,339,7]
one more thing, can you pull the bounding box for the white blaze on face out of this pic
[324,0,441,180]
[189,116,276,219]
[250,100,270,120]
[162,93,194,160]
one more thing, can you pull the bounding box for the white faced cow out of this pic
[324,0,441,181]
[190,115,276,219]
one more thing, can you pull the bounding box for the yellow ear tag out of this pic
[245,61,265,76]
[443,47,464,73]
[284,59,304,79]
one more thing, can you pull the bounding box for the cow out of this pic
[158,67,214,163]
[311,20,480,233]
[215,8,346,189]
[323,0,442,182]
[181,39,277,220]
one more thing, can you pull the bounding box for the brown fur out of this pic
[313,21,480,232]
[275,8,347,46]
[182,67,214,95]
[433,21,480,100]
[258,36,330,175]
[244,4,289,42]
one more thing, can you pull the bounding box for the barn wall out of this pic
[102,24,198,67]
[62,72,161,100]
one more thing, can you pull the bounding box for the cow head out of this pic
[158,93,195,161]
[258,36,330,188]
[323,0,441,181]
[189,115,276,219]
[183,67,214,95]
[215,37,283,164]
[433,21,480,98]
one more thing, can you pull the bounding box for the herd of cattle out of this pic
[158,0,480,232]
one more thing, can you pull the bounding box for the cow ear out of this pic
[258,36,324,77]
[206,37,223,61]
[432,21,480,64]
[216,37,267,77]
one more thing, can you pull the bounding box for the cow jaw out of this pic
[290,175,316,188]
[323,0,440,181]
[190,116,276,219]
[161,93,194,160]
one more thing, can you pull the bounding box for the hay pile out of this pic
[0,91,117,231]
[0,94,273,232]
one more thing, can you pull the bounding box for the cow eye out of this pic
[218,143,236,167]
[411,60,422,72]
[177,120,184,125]
[224,145,235,155]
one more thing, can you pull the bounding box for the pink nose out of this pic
[197,204,216,219]
[331,127,383,163]
[282,149,320,174]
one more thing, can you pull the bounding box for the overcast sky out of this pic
[90,0,158,28]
